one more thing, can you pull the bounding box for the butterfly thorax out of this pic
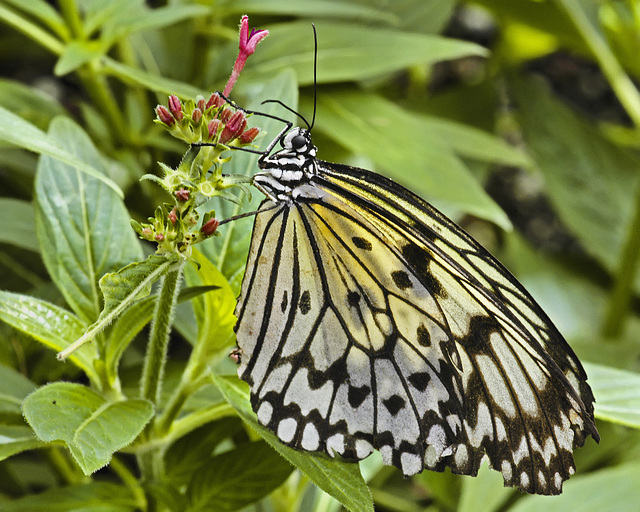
[254,127,319,201]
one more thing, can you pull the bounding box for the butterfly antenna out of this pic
[261,99,311,129]
[310,23,317,131]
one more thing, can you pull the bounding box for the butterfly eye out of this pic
[290,134,307,151]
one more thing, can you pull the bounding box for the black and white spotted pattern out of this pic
[234,128,599,495]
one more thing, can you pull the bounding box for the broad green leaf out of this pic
[2,481,137,512]
[214,375,374,512]
[1,0,68,40]
[227,0,399,25]
[0,198,38,252]
[510,74,640,283]
[183,249,236,355]
[0,364,36,416]
[0,107,122,197]
[246,21,488,86]
[313,90,510,228]
[34,117,142,323]
[60,254,175,360]
[54,40,108,76]
[0,291,97,383]
[187,440,293,512]
[509,462,640,512]
[0,425,44,461]
[585,362,640,428]
[350,0,457,33]
[23,382,154,475]
[102,57,203,99]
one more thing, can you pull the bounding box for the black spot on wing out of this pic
[348,384,371,408]
[408,372,431,392]
[391,270,412,290]
[382,394,406,416]
[352,236,372,251]
[401,243,446,297]
[417,323,431,347]
[347,291,361,306]
[281,290,288,313]
[299,290,311,314]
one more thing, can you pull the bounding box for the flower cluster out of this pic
[132,15,269,258]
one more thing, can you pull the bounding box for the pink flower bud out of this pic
[191,108,202,124]
[197,98,206,111]
[219,107,232,123]
[168,95,183,120]
[201,218,220,237]
[208,119,221,139]
[206,92,225,109]
[220,111,246,144]
[239,126,260,144]
[155,233,165,241]
[175,188,189,201]
[156,105,174,126]
[142,227,153,238]
[168,208,178,225]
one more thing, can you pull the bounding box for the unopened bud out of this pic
[168,208,178,224]
[201,218,220,237]
[175,188,190,201]
[168,95,183,120]
[156,105,174,126]
[206,92,225,109]
[239,126,260,144]
[208,119,221,139]
[220,111,246,144]
[155,233,165,241]
[191,108,202,125]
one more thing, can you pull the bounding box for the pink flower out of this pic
[239,126,260,144]
[223,16,269,97]
[175,188,190,202]
[219,111,246,144]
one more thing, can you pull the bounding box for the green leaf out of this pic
[0,425,44,461]
[214,375,374,512]
[59,254,175,360]
[458,462,513,512]
[34,117,143,323]
[183,249,237,355]
[1,0,68,40]
[0,198,38,252]
[0,291,98,383]
[246,21,488,86]
[187,440,293,512]
[509,462,640,512]
[585,362,640,428]
[54,40,108,76]
[22,382,154,475]
[510,73,640,281]
[0,107,123,197]
[102,57,203,98]
[0,364,37,416]
[227,0,399,25]
[2,481,137,512]
[313,90,510,228]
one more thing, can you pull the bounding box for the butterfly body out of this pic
[234,127,598,495]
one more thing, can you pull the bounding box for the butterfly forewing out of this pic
[233,127,598,495]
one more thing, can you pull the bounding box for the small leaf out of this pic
[187,441,293,512]
[54,40,108,76]
[23,382,154,475]
[214,375,374,512]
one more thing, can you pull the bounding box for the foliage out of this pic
[0,0,639,511]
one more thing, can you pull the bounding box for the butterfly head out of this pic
[254,127,319,200]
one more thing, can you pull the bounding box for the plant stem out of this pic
[0,4,64,54]
[140,262,184,404]
[110,455,147,511]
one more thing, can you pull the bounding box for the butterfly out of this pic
[231,123,599,495]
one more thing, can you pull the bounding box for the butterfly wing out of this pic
[234,161,598,495]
